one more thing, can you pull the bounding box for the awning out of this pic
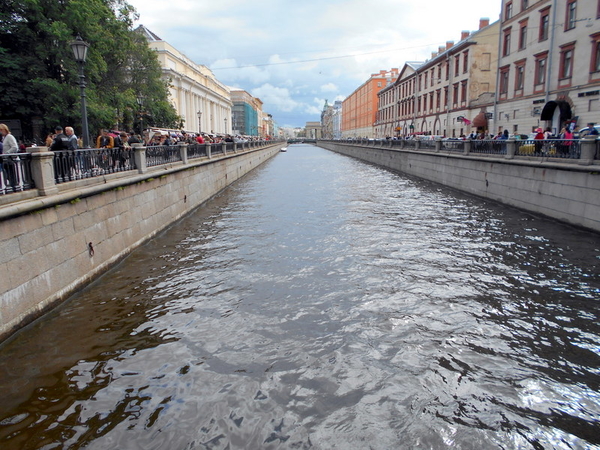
[540,100,572,121]
[472,112,488,128]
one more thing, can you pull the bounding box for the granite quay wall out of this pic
[0,142,284,342]
[317,139,600,233]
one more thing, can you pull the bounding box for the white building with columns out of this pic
[137,26,232,134]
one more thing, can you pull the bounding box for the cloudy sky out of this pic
[127,0,501,128]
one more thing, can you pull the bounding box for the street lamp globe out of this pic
[70,35,89,63]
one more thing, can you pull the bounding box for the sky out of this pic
[126,0,502,128]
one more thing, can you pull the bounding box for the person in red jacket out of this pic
[533,127,545,155]
[196,133,205,144]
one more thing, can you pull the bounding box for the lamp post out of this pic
[136,95,144,136]
[70,35,90,148]
[197,110,202,133]
[224,117,228,134]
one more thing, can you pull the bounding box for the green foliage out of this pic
[0,0,180,143]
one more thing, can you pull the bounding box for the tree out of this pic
[0,0,180,144]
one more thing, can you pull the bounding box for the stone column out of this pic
[132,143,147,174]
[179,143,188,165]
[464,140,472,155]
[28,146,58,196]
[579,137,598,166]
[435,138,442,153]
[206,143,212,159]
[505,139,516,160]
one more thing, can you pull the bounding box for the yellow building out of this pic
[137,26,232,134]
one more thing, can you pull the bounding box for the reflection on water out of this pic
[0,144,599,449]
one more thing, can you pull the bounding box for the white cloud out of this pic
[251,84,299,113]
[211,59,270,85]
[320,83,338,93]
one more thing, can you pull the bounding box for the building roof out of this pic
[135,25,162,42]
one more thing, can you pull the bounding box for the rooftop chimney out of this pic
[461,31,470,41]
[479,18,490,29]
[432,51,438,59]
[446,41,454,50]
[438,46,446,54]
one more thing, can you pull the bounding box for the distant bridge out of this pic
[287,139,317,144]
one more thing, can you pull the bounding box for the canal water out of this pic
[0,144,599,449]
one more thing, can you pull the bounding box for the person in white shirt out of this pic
[0,123,18,153]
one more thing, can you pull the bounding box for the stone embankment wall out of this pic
[0,144,282,342]
[317,141,600,233]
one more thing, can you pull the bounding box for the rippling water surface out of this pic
[1,145,599,449]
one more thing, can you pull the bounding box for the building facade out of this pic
[376,19,500,138]
[321,100,335,139]
[137,26,232,134]
[332,101,343,139]
[493,0,600,135]
[341,69,399,138]
[231,90,263,136]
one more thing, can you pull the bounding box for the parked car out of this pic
[578,125,600,137]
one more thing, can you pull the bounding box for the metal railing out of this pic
[53,148,136,184]
[440,140,465,152]
[188,143,209,160]
[0,153,35,194]
[418,139,437,149]
[146,145,182,167]
[515,139,581,159]
[470,139,507,155]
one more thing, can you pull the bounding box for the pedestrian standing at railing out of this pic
[50,126,69,151]
[534,127,545,155]
[587,123,599,136]
[0,123,19,191]
[96,129,114,149]
[0,123,18,153]
[558,127,573,156]
[65,127,78,150]
[127,132,141,145]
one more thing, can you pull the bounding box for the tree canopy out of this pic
[0,0,180,144]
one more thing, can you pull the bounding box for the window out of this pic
[455,55,460,76]
[453,83,459,105]
[539,7,550,41]
[522,0,529,10]
[437,65,442,81]
[559,44,575,79]
[519,20,528,50]
[443,86,448,108]
[566,1,577,30]
[461,81,468,103]
[429,92,434,111]
[534,52,547,87]
[445,61,449,80]
[505,1,513,20]
[424,72,428,88]
[499,66,510,97]
[463,51,469,73]
[592,33,600,73]
[423,95,427,112]
[431,68,435,87]
[503,28,512,56]
[514,60,526,94]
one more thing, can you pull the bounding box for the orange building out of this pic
[341,69,399,138]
